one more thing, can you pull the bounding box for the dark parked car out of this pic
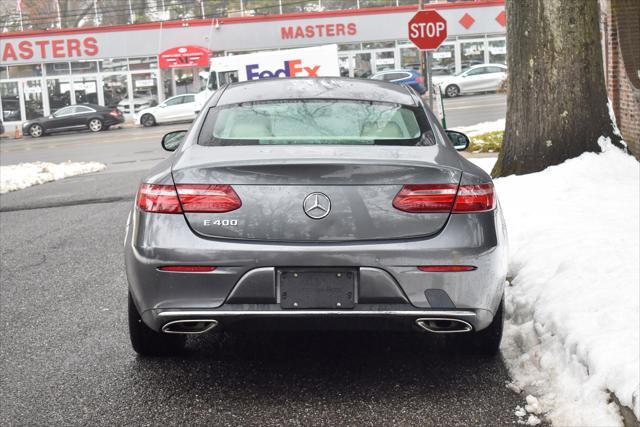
[22,104,124,138]
[370,69,426,94]
[125,77,507,357]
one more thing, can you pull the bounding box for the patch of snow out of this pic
[0,161,106,194]
[525,414,542,426]
[515,406,527,417]
[495,147,639,426]
[452,118,505,136]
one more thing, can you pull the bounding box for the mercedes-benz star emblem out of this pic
[303,192,331,220]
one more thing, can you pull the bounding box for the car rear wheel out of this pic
[88,118,103,132]
[29,124,43,138]
[128,292,186,356]
[448,297,504,356]
[141,114,156,127]
[445,85,460,98]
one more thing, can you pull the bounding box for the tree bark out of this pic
[492,0,624,177]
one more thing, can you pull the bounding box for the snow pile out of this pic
[451,118,505,136]
[0,161,106,194]
[493,148,639,426]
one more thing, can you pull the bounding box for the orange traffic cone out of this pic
[14,126,22,139]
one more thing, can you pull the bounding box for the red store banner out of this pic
[159,45,211,69]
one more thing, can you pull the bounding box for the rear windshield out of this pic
[198,100,434,146]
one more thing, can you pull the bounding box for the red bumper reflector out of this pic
[418,265,477,272]
[158,266,217,272]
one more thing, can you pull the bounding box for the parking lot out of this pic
[0,93,533,425]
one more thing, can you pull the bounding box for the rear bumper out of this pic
[125,206,508,332]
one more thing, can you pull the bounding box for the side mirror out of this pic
[161,130,187,152]
[445,130,470,151]
[158,103,166,108]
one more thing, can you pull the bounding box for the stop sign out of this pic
[408,10,447,50]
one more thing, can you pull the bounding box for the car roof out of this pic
[216,77,419,107]
[373,69,416,74]
[468,63,507,69]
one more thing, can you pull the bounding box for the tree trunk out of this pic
[492,0,623,177]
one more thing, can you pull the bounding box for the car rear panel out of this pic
[171,145,462,241]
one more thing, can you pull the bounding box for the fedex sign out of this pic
[246,59,321,80]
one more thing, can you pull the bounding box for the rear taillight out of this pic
[392,184,458,213]
[176,184,241,213]
[137,184,182,213]
[393,183,495,213]
[137,183,242,214]
[416,76,424,83]
[452,183,495,212]
[109,109,120,117]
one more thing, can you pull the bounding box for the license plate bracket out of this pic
[278,268,356,309]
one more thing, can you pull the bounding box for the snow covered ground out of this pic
[452,118,505,136]
[0,161,106,194]
[471,147,639,426]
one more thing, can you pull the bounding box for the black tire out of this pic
[29,123,44,138]
[445,84,460,98]
[88,118,103,132]
[448,297,504,356]
[141,114,156,127]
[128,292,185,356]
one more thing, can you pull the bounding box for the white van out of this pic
[195,44,340,112]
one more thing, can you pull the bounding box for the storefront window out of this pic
[45,62,71,76]
[400,47,420,70]
[73,77,99,104]
[353,52,372,78]
[100,58,129,72]
[432,43,455,76]
[129,72,158,113]
[1,81,21,122]
[461,40,485,71]
[488,39,506,64]
[128,56,158,71]
[0,67,7,80]
[8,64,43,78]
[23,80,44,120]
[338,43,362,51]
[362,41,395,50]
[71,61,99,74]
[374,51,395,72]
[103,74,129,108]
[47,78,72,111]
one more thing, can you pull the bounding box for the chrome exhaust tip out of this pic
[415,318,473,334]
[161,319,218,335]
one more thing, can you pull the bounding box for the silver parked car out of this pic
[125,78,508,357]
[436,63,507,97]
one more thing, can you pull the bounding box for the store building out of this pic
[0,0,506,130]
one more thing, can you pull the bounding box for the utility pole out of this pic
[418,0,433,110]
[200,0,205,19]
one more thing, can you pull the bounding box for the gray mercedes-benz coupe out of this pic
[125,77,507,357]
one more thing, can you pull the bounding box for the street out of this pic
[0,93,530,425]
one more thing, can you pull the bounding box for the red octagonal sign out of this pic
[408,10,448,50]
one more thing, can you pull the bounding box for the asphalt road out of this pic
[442,93,506,129]
[0,95,532,426]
